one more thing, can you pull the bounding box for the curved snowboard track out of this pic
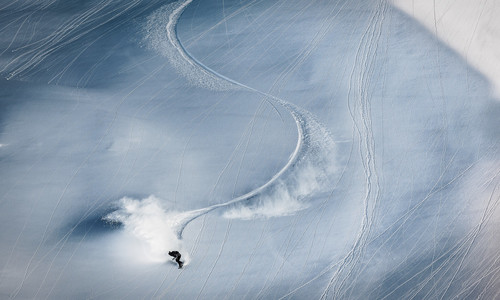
[145,0,336,239]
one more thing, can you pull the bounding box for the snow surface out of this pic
[1,0,499,299]
[392,0,500,97]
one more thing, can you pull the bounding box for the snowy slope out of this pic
[1,0,499,299]
[392,0,500,97]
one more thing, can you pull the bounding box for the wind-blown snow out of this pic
[104,195,190,264]
[222,162,323,219]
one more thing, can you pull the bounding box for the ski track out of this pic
[145,0,336,241]
[318,1,387,298]
[1,0,164,81]
[4,0,498,298]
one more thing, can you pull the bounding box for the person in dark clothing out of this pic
[168,251,184,269]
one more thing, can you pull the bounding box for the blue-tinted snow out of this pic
[0,0,499,299]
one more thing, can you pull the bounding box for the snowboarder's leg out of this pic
[176,257,183,268]
[168,251,183,268]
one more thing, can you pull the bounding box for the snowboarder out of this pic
[168,251,184,269]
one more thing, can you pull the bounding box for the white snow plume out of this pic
[166,102,338,233]
[144,1,234,91]
[223,163,323,220]
[104,195,190,265]
[223,108,337,220]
